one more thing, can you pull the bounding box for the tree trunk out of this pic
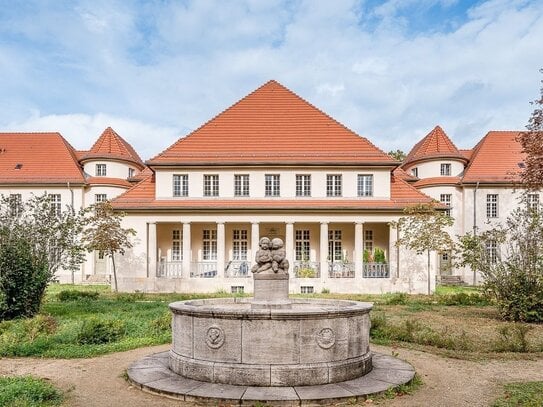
[427,250,431,295]
[111,251,118,292]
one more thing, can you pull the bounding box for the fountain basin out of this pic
[169,297,373,387]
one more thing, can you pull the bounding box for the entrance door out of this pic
[94,250,107,274]
[439,251,452,275]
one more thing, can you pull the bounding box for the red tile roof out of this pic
[462,131,523,183]
[148,80,396,166]
[86,177,133,188]
[80,127,144,168]
[111,173,433,211]
[0,133,86,184]
[413,176,461,188]
[393,167,418,182]
[403,125,467,167]
[459,149,473,160]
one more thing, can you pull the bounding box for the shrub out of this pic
[437,292,489,306]
[374,247,386,263]
[363,250,373,263]
[57,290,99,302]
[24,315,58,341]
[297,268,316,278]
[493,324,533,353]
[0,375,63,406]
[384,292,409,305]
[149,312,171,336]
[0,236,49,320]
[76,317,126,344]
[321,287,330,294]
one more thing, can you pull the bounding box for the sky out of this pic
[1,0,542,160]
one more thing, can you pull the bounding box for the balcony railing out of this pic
[328,262,355,278]
[157,261,183,278]
[293,261,320,278]
[190,262,218,278]
[363,263,389,278]
[225,260,251,278]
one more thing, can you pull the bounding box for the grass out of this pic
[492,381,543,407]
[0,376,63,407]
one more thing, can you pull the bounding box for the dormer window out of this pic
[128,168,135,178]
[411,167,418,177]
[440,163,451,176]
[96,164,107,176]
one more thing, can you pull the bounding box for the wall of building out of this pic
[404,159,464,179]
[83,159,136,179]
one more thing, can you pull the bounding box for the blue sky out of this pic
[1,0,542,159]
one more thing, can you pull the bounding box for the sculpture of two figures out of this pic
[251,237,289,274]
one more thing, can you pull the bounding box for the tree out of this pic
[518,68,543,189]
[388,149,406,162]
[83,202,135,292]
[391,203,454,294]
[0,194,85,319]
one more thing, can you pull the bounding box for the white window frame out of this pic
[326,174,342,197]
[265,174,280,197]
[528,193,539,211]
[172,229,182,261]
[96,164,107,176]
[411,167,418,177]
[95,194,107,203]
[357,174,373,197]
[440,163,451,176]
[440,194,452,217]
[173,174,188,197]
[295,175,311,197]
[232,229,248,260]
[49,194,61,216]
[364,230,373,253]
[202,229,217,260]
[486,194,498,218]
[328,230,342,261]
[295,229,311,261]
[234,174,249,197]
[203,175,219,197]
[486,240,498,264]
[128,168,135,178]
[9,194,22,217]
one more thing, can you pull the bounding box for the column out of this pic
[285,222,294,277]
[148,222,157,278]
[182,222,191,278]
[251,222,260,267]
[388,223,398,279]
[217,222,225,278]
[354,222,364,279]
[320,222,329,280]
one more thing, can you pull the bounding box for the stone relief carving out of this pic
[251,237,289,274]
[316,328,336,349]
[205,326,225,349]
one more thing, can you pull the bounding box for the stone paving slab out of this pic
[127,352,415,405]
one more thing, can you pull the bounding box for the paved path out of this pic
[0,344,542,406]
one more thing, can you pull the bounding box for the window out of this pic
[326,175,342,197]
[486,194,498,218]
[440,163,451,176]
[202,229,217,260]
[265,174,280,197]
[94,194,107,203]
[173,174,188,197]
[328,230,342,261]
[203,175,219,197]
[528,194,539,211]
[357,174,373,197]
[295,230,310,261]
[411,167,418,177]
[172,229,182,261]
[49,194,61,216]
[300,286,314,294]
[364,230,373,253]
[9,194,22,216]
[128,168,135,178]
[231,286,244,294]
[96,164,107,176]
[295,175,311,197]
[486,240,498,264]
[234,174,249,197]
[440,194,452,217]
[232,229,248,260]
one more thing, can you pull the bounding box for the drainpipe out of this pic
[472,182,479,285]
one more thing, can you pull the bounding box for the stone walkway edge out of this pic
[127,351,415,405]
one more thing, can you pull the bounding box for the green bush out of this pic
[493,324,533,353]
[363,249,373,263]
[374,247,386,263]
[384,292,409,305]
[149,312,171,336]
[23,315,58,341]
[0,375,63,406]
[297,268,316,278]
[0,237,49,320]
[437,292,489,306]
[76,317,126,345]
[57,290,99,302]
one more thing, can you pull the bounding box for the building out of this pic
[111,81,437,294]
[0,127,145,283]
[402,126,531,284]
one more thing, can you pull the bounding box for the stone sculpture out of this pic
[251,236,289,274]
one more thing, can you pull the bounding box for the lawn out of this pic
[0,284,542,359]
[492,381,543,407]
[0,376,63,407]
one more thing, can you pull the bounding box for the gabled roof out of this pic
[403,125,467,167]
[0,133,86,184]
[148,80,396,166]
[111,173,433,211]
[462,131,523,184]
[80,127,144,168]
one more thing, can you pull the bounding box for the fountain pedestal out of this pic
[251,272,291,309]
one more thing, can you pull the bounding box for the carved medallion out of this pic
[316,328,335,349]
[206,326,225,349]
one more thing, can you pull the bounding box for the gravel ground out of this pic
[1,344,542,406]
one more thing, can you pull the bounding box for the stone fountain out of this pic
[128,237,415,404]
